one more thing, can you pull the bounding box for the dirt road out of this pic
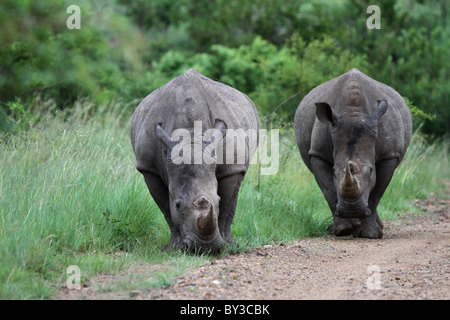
[159,196,449,300]
[58,196,450,300]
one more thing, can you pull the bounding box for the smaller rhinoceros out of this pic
[130,69,260,252]
[294,69,412,238]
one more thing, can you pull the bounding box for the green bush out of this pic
[147,35,369,120]
[1,0,448,137]
[0,0,147,108]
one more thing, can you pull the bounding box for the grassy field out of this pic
[1,104,448,299]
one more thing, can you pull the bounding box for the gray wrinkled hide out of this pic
[294,68,412,238]
[131,68,260,251]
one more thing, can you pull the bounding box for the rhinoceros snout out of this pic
[183,235,225,254]
[336,201,371,218]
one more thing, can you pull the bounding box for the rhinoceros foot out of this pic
[353,213,384,239]
[330,215,383,239]
[329,217,361,237]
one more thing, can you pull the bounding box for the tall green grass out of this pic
[0,105,193,299]
[379,133,449,218]
[1,104,448,299]
[233,131,331,246]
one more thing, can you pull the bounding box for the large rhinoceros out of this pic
[294,68,412,238]
[130,69,260,252]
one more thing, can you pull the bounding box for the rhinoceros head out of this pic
[155,120,227,252]
[315,100,388,218]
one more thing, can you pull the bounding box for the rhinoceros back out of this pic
[294,68,412,170]
[130,68,260,182]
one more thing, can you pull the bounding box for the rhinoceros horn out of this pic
[195,197,216,235]
[342,161,359,199]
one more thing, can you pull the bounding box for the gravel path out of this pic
[57,196,450,300]
[159,197,450,300]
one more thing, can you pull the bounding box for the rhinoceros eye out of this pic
[175,199,182,210]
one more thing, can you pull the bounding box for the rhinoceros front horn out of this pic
[342,161,359,199]
[196,197,216,235]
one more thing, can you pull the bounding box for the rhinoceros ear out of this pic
[373,100,388,120]
[212,119,227,137]
[204,119,227,145]
[155,123,174,147]
[316,102,338,125]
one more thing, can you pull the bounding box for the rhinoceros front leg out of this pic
[217,172,245,245]
[356,158,397,238]
[310,156,358,236]
[141,172,184,250]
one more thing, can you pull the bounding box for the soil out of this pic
[57,195,450,300]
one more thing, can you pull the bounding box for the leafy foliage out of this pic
[0,0,448,137]
[0,0,147,108]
